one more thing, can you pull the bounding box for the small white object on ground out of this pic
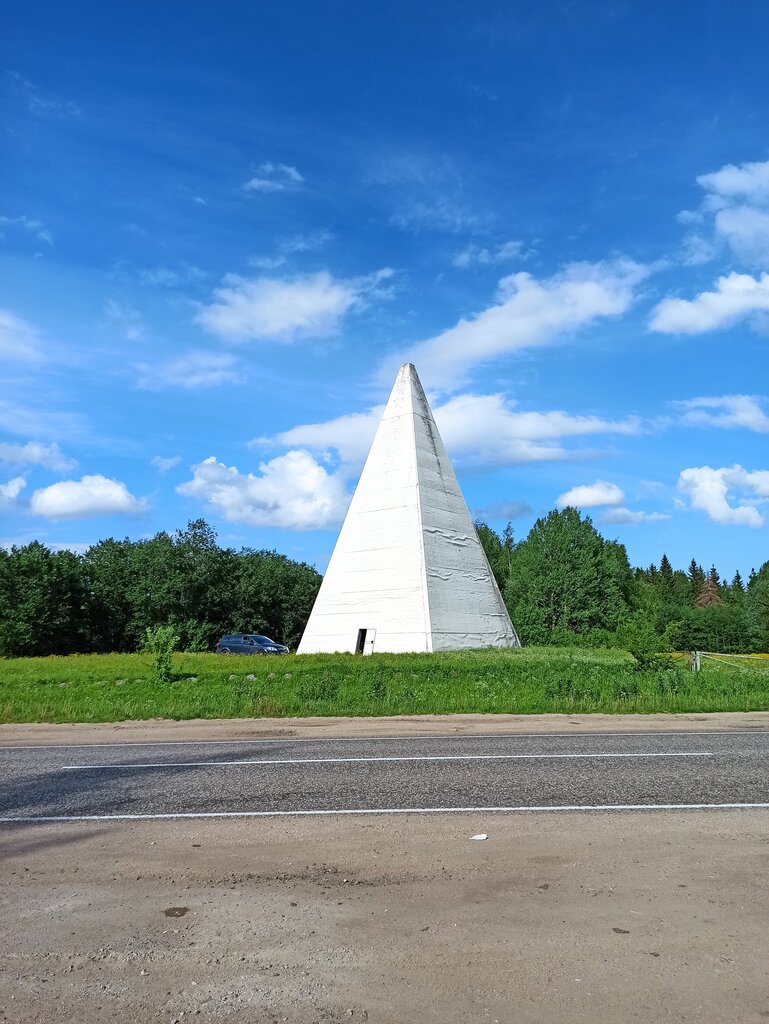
[470,834,488,841]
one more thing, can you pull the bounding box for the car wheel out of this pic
[220,648,231,655]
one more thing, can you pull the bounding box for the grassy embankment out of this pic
[1,647,768,724]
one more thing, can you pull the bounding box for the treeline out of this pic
[0,520,321,658]
[477,508,769,653]
[0,510,767,659]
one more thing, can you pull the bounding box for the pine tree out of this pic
[687,559,705,604]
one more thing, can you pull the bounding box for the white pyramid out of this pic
[297,363,520,654]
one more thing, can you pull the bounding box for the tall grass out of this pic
[1,647,767,724]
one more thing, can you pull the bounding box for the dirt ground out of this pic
[2,810,768,1024]
[2,709,769,746]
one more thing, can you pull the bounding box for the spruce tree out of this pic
[687,559,705,604]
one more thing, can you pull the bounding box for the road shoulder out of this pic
[1,709,768,746]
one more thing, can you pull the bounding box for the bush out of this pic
[141,625,179,683]
[616,620,672,672]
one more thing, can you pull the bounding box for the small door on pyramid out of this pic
[355,628,377,655]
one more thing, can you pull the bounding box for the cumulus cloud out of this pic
[135,351,239,390]
[177,451,348,530]
[677,157,769,268]
[0,309,44,362]
[600,507,670,525]
[677,464,768,527]
[556,480,625,508]
[452,240,524,268]
[385,259,649,389]
[263,392,642,472]
[30,475,147,520]
[0,440,75,471]
[676,395,769,432]
[243,163,304,194]
[651,272,769,334]
[555,480,669,524]
[196,269,393,343]
[0,477,26,503]
[150,455,182,474]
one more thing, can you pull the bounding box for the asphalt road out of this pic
[2,729,769,820]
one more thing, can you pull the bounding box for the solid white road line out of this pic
[61,751,716,770]
[1,802,769,823]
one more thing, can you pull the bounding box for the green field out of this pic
[1,647,768,724]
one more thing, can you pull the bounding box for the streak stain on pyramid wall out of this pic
[297,363,520,654]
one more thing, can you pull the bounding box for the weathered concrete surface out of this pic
[2,811,768,1023]
[2,710,769,746]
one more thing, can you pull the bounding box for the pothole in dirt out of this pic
[163,907,189,918]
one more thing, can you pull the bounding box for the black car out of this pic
[216,633,289,655]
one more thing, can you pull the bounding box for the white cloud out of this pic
[249,231,332,270]
[677,465,767,527]
[6,71,81,117]
[177,451,348,530]
[473,500,532,521]
[136,264,205,288]
[104,298,147,342]
[676,395,769,432]
[386,259,649,389]
[0,309,44,362]
[677,158,769,268]
[264,392,642,472]
[243,163,304,194]
[30,475,147,520]
[0,400,86,440]
[452,240,524,268]
[0,214,53,246]
[135,351,238,390]
[150,455,182,473]
[390,200,488,234]
[697,160,769,205]
[650,272,769,333]
[0,440,75,471]
[713,206,769,267]
[371,152,490,235]
[435,394,641,467]
[600,507,670,525]
[0,477,26,503]
[555,480,670,524]
[556,480,625,508]
[196,269,393,343]
[680,233,719,267]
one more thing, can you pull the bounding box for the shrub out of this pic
[141,625,180,683]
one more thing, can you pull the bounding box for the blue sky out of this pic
[1,0,768,577]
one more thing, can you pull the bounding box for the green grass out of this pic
[1,647,768,724]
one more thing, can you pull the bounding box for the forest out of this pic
[0,510,767,659]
